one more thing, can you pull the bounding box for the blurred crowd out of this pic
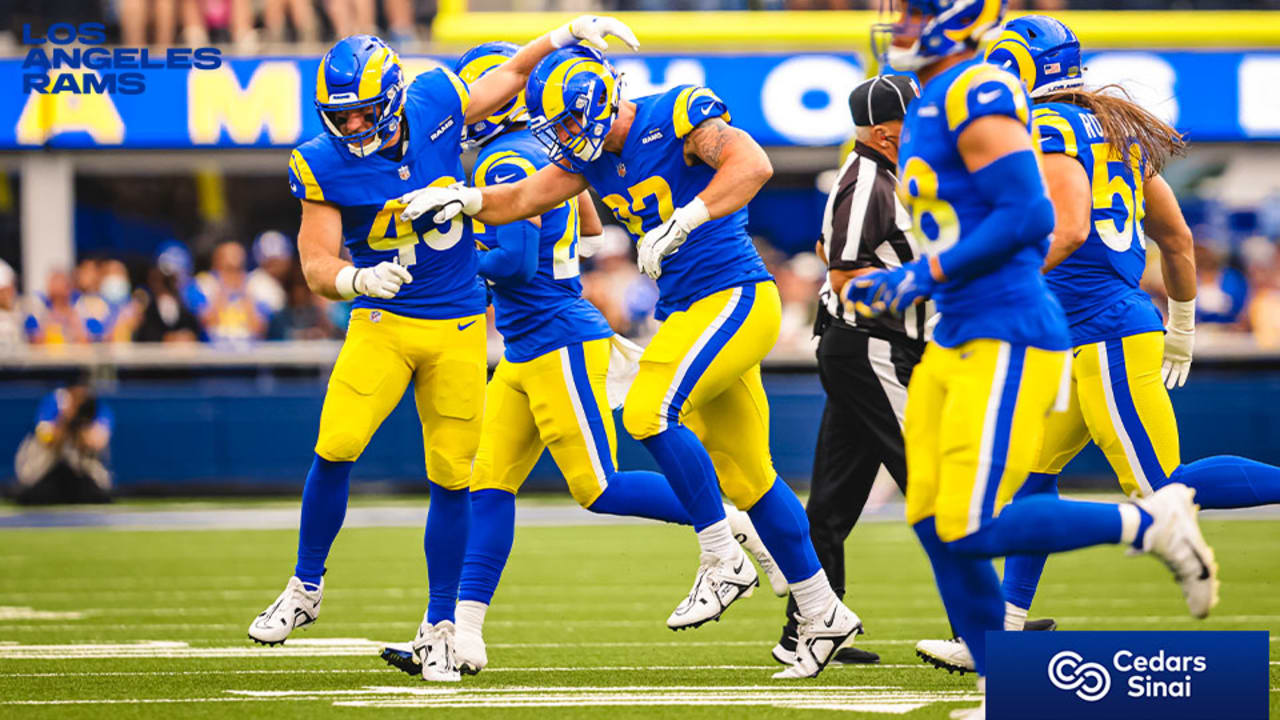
[0,231,345,349]
[2,0,435,51]
[2,0,1272,52]
[3,211,1280,353]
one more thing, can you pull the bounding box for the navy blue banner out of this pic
[2,49,1279,149]
[988,631,1269,720]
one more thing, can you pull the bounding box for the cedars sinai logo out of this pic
[1048,651,1112,702]
[1049,648,1209,703]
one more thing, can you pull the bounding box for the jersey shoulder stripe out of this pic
[474,150,538,187]
[288,148,325,201]
[1032,102,1098,160]
[943,63,1029,133]
[671,85,731,138]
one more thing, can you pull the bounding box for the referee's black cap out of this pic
[849,74,920,127]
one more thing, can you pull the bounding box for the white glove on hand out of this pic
[337,262,412,300]
[1163,298,1195,389]
[636,198,710,279]
[551,15,641,51]
[398,183,482,225]
[605,334,644,410]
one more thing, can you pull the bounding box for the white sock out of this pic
[455,600,487,636]
[1118,504,1142,547]
[697,518,739,560]
[1004,602,1028,631]
[789,569,837,619]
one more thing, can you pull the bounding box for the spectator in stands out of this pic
[268,267,339,340]
[26,269,91,344]
[580,225,657,339]
[382,0,418,47]
[263,0,319,43]
[133,263,203,342]
[248,230,293,316]
[119,0,184,46]
[0,260,24,349]
[1244,238,1280,348]
[72,258,117,343]
[1195,242,1249,326]
[323,0,377,39]
[776,251,824,351]
[12,384,113,505]
[194,241,269,344]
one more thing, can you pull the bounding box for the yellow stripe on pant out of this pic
[1033,330,1180,496]
[904,339,1068,543]
[621,281,781,509]
[471,337,618,507]
[314,308,486,490]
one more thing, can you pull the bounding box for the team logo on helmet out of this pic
[525,45,621,172]
[454,41,529,149]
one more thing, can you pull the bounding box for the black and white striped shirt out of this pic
[819,142,935,343]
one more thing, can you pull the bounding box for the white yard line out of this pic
[1,665,942,678]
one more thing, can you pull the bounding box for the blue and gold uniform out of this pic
[468,129,618,506]
[573,85,780,508]
[1029,101,1178,496]
[289,65,486,489]
[897,60,1071,542]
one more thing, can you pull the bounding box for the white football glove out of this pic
[636,198,710,279]
[1163,298,1195,389]
[550,15,640,51]
[336,261,413,300]
[398,183,482,225]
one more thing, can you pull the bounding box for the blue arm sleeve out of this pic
[935,149,1055,284]
[477,220,539,287]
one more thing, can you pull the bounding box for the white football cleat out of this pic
[412,616,461,682]
[725,505,788,597]
[916,637,974,674]
[454,623,487,675]
[772,598,862,679]
[247,576,322,645]
[666,550,757,630]
[1134,483,1219,619]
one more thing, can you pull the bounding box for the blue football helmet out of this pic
[525,45,621,172]
[985,15,1084,98]
[315,35,406,157]
[454,41,528,149]
[872,0,1007,73]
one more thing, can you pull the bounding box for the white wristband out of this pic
[673,197,711,234]
[335,265,359,300]
[1168,298,1195,331]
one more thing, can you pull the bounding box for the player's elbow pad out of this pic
[479,221,539,286]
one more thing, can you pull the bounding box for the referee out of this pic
[773,74,933,666]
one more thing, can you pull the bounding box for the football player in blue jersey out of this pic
[246,18,640,682]
[894,16,1280,674]
[378,41,783,679]
[401,45,862,679]
[848,1,1218,713]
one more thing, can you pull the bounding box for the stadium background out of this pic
[2,1,1280,496]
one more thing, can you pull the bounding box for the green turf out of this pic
[0,504,1276,718]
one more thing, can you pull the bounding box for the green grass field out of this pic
[0,500,1277,718]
